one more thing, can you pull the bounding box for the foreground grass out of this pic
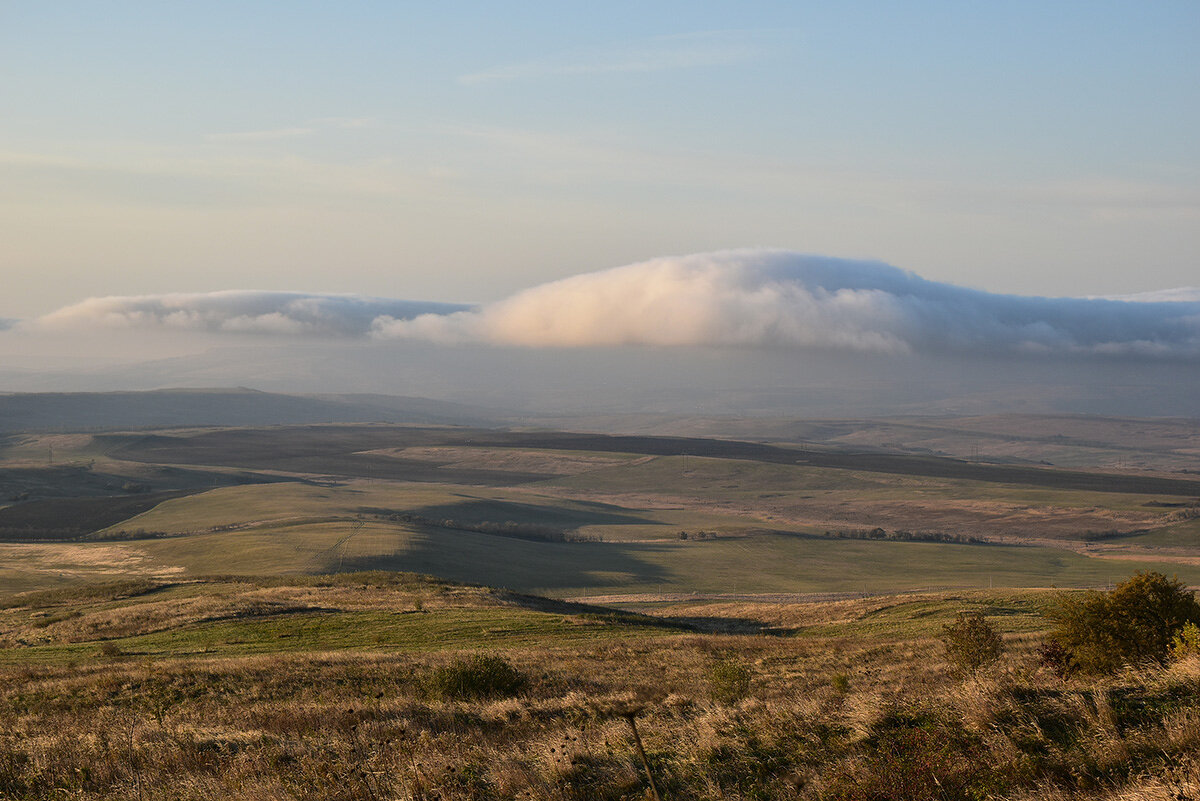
[2,575,1200,799]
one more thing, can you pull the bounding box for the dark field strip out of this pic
[0,490,190,541]
[106,425,1200,497]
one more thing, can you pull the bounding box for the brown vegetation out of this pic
[2,576,1200,799]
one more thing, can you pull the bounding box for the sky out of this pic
[3,1,1199,323]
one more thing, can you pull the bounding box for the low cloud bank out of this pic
[374,250,1200,358]
[32,291,469,337]
[25,251,1200,358]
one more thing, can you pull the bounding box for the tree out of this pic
[1046,571,1200,674]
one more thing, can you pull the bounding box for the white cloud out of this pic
[20,251,1200,360]
[372,250,1200,358]
[31,291,469,338]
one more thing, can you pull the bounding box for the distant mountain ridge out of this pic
[0,388,503,433]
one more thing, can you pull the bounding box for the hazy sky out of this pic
[2,2,1198,319]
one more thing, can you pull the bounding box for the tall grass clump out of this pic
[707,659,752,705]
[423,654,527,701]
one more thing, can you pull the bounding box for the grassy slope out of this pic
[0,574,684,666]
[0,574,1067,668]
[3,575,1199,800]
[1110,517,1200,548]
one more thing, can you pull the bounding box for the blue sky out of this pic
[2,1,1197,318]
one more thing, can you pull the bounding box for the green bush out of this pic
[708,660,752,705]
[1047,571,1200,674]
[939,611,1003,675]
[423,654,527,701]
[1170,621,1200,661]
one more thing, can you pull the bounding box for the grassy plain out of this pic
[2,574,1199,799]
[1,422,1198,596]
[2,416,1200,798]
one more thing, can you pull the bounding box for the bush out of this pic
[708,660,752,705]
[1047,571,1200,674]
[939,611,1003,674]
[1171,621,1200,661]
[423,654,527,700]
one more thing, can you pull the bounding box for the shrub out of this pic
[1170,621,1200,662]
[423,654,527,701]
[708,660,752,705]
[1047,571,1200,674]
[939,611,1003,674]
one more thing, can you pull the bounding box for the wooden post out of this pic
[624,713,662,801]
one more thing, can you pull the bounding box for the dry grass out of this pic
[2,577,1200,799]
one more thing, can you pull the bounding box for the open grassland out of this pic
[103,481,718,542]
[540,454,1193,541]
[584,413,1200,472]
[99,424,1200,496]
[0,574,683,666]
[0,423,1197,599]
[2,574,1199,799]
[8,512,1200,601]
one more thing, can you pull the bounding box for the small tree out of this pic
[1047,571,1200,674]
[939,611,1003,674]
